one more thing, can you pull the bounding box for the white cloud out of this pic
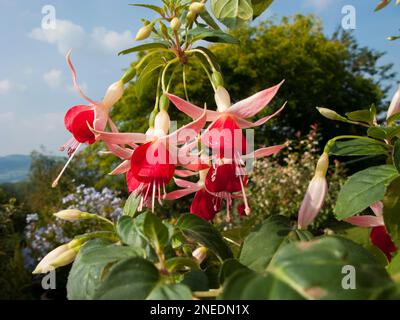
[43,69,63,88]
[0,80,11,95]
[304,0,334,11]
[29,19,133,55]
[29,19,86,54]
[91,27,133,53]
[0,112,15,124]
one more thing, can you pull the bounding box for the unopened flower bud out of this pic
[298,153,329,230]
[121,66,136,84]
[135,24,153,41]
[170,17,181,31]
[316,107,346,122]
[192,246,208,264]
[212,71,224,88]
[189,2,205,14]
[154,110,170,136]
[215,86,231,112]
[159,94,170,111]
[103,80,124,109]
[186,11,196,24]
[54,209,92,222]
[387,85,400,120]
[50,247,79,269]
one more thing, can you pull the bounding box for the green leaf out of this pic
[239,215,310,272]
[143,212,169,251]
[175,214,233,260]
[220,269,303,299]
[335,165,399,219]
[251,0,273,18]
[122,192,141,217]
[346,109,374,125]
[182,270,209,291]
[187,27,239,44]
[165,257,199,273]
[210,0,253,28]
[130,4,164,15]
[367,127,387,140]
[393,140,400,172]
[267,236,394,299]
[199,10,221,30]
[383,177,400,248]
[329,139,388,157]
[67,239,113,300]
[94,257,160,299]
[387,252,400,282]
[219,258,250,284]
[147,284,192,300]
[80,244,145,265]
[118,42,168,56]
[136,57,164,98]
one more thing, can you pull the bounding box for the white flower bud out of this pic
[135,24,152,41]
[387,85,400,120]
[170,17,181,31]
[54,209,89,221]
[32,244,69,274]
[154,110,170,136]
[189,2,205,14]
[103,80,124,110]
[192,246,208,264]
[215,86,231,112]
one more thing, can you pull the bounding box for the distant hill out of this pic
[0,155,31,183]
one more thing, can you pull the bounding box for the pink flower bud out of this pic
[154,110,170,136]
[387,85,400,120]
[298,153,329,229]
[192,247,208,264]
[215,86,231,112]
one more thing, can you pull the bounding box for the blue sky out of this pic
[0,0,399,156]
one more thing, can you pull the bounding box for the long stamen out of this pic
[52,143,81,188]
[59,137,74,152]
[152,182,156,212]
[238,171,251,216]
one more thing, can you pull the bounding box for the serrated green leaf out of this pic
[210,0,253,28]
[67,239,113,300]
[335,165,399,219]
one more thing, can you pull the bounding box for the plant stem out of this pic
[192,288,222,298]
[162,57,179,92]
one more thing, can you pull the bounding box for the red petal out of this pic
[205,163,247,193]
[202,114,247,158]
[65,105,96,144]
[126,170,142,193]
[130,141,175,184]
[370,226,397,261]
[190,189,221,221]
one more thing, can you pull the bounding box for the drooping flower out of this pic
[167,83,285,159]
[345,201,397,261]
[92,108,207,211]
[387,85,400,120]
[52,50,125,187]
[298,153,329,229]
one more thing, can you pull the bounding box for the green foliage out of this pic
[335,165,399,219]
[383,177,400,248]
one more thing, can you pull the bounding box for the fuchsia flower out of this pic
[167,83,286,219]
[92,109,207,211]
[387,85,400,120]
[345,201,397,261]
[52,50,124,187]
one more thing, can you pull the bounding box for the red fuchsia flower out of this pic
[167,82,285,159]
[167,84,286,218]
[165,169,222,221]
[345,201,397,261]
[52,50,125,187]
[298,153,329,229]
[91,109,207,212]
